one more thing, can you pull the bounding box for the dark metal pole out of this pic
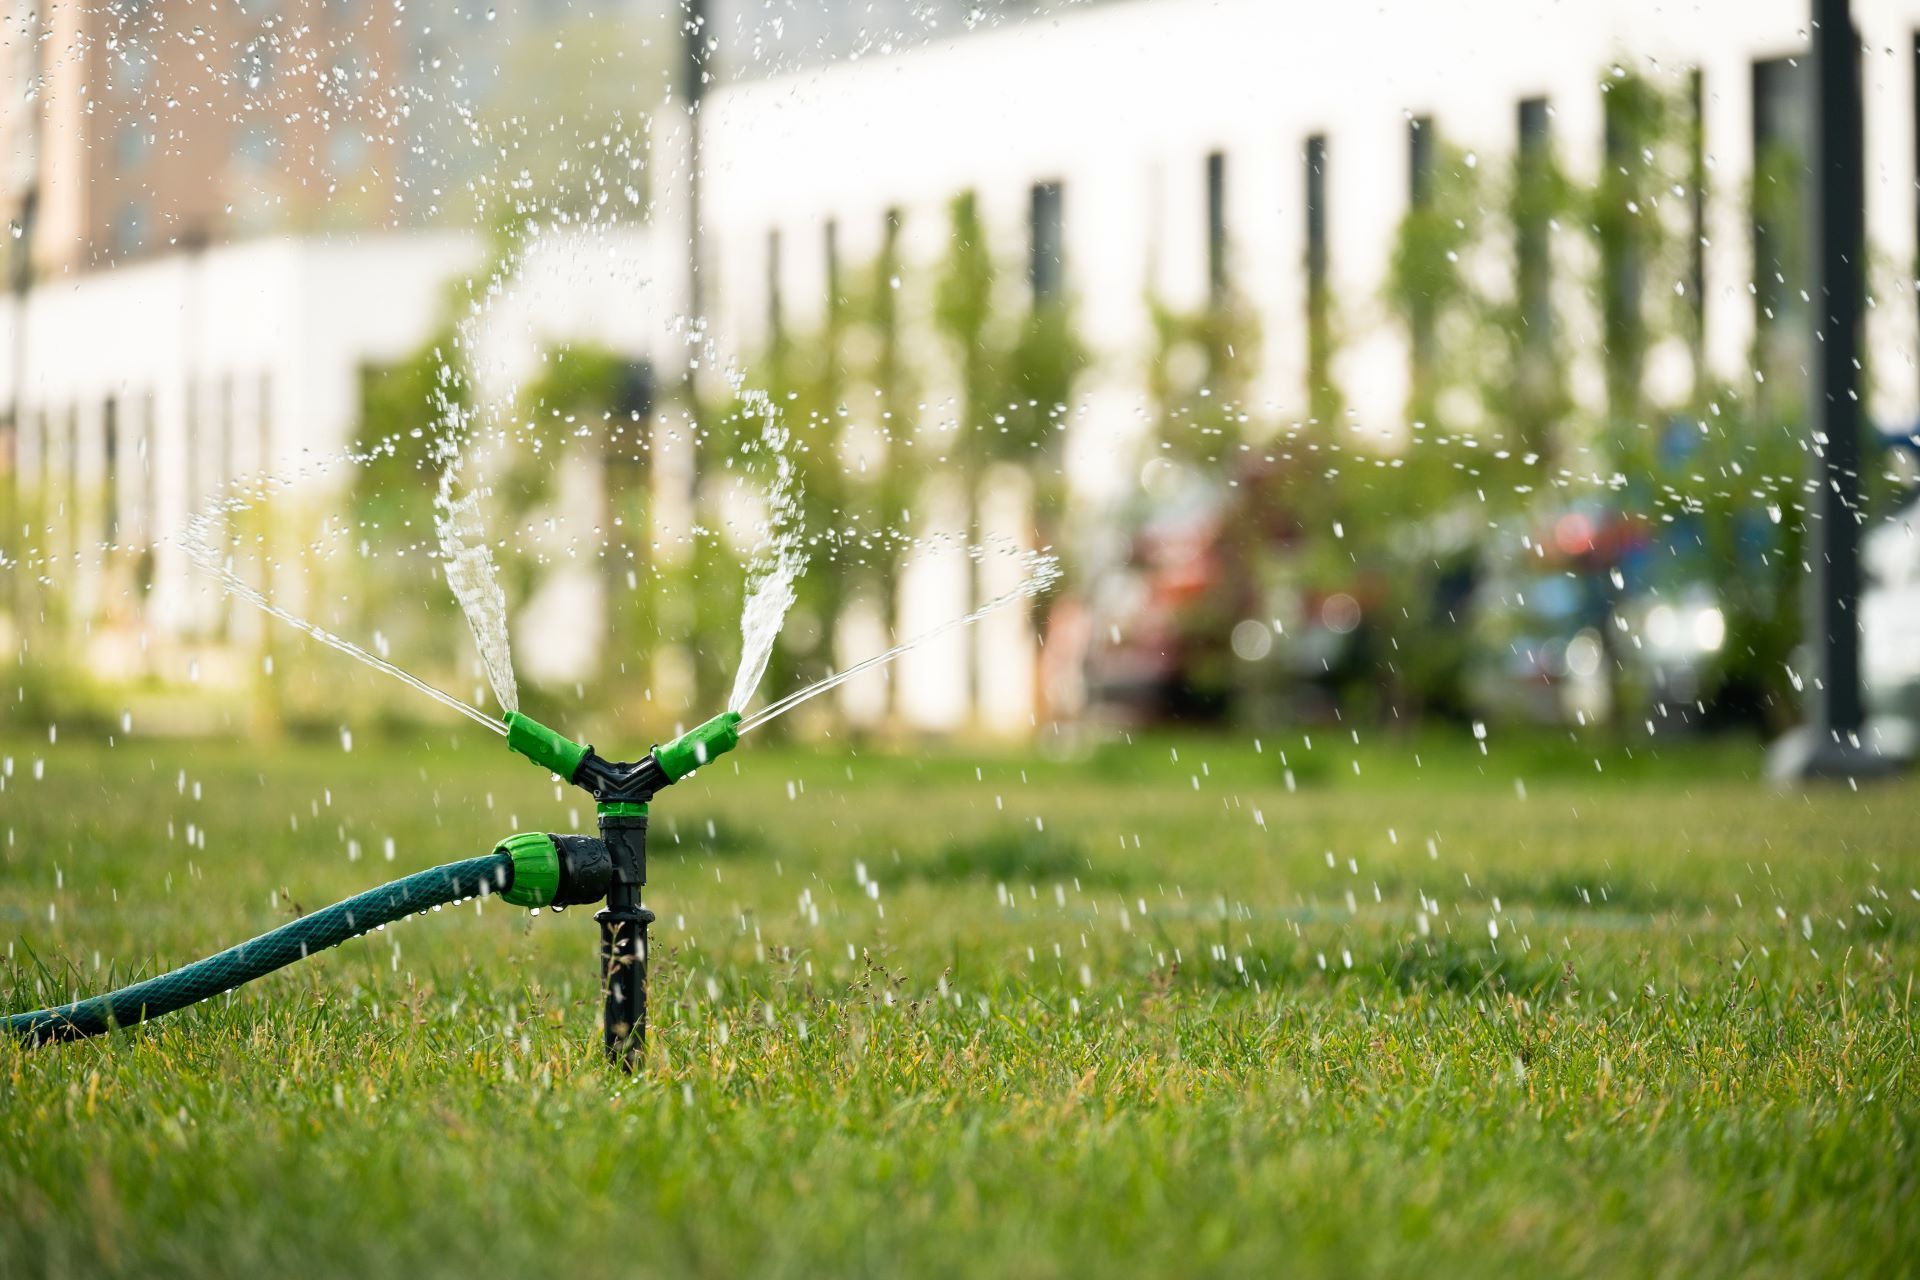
[1773,0,1908,777]
[681,0,709,338]
[1808,0,1864,739]
[596,811,653,1070]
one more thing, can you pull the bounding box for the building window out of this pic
[1029,180,1064,305]
[114,202,146,255]
[141,392,158,556]
[1407,116,1438,376]
[879,206,903,311]
[874,209,905,402]
[1751,55,1809,396]
[239,40,274,91]
[1686,69,1707,349]
[186,382,201,513]
[237,126,276,169]
[57,407,76,531]
[1205,151,1228,305]
[327,52,360,88]
[103,397,119,541]
[824,218,841,321]
[21,410,41,495]
[117,45,152,94]
[1408,115,1437,209]
[257,374,273,482]
[1515,99,1552,349]
[1511,98,1562,450]
[328,129,365,172]
[1304,134,1334,418]
[765,227,784,346]
[1601,87,1645,376]
[222,377,239,486]
[1599,82,1658,422]
[115,124,149,169]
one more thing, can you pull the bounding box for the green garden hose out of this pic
[5,853,512,1045]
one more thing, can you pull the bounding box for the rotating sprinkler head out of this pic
[497,708,742,1069]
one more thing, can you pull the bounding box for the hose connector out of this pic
[505,711,591,781]
[497,831,613,908]
[654,711,742,782]
[498,832,560,907]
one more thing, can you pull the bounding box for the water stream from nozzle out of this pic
[713,336,807,716]
[182,514,508,736]
[737,554,1061,735]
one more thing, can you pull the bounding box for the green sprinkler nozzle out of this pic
[505,710,591,781]
[654,711,743,781]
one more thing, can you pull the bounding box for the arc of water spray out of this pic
[737,554,1061,735]
[706,327,809,717]
[181,514,508,736]
[436,485,520,717]
[431,328,521,719]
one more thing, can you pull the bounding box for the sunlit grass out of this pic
[3,728,1916,1277]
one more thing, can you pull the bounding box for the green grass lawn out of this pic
[2,725,1916,1278]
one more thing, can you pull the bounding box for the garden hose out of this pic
[5,852,513,1045]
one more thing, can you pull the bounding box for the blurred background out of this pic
[2,0,1919,751]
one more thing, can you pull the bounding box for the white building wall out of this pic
[702,0,1920,435]
[1,233,478,647]
[696,0,1920,729]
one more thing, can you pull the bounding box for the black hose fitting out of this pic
[551,834,613,906]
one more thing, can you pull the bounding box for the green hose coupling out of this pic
[654,711,742,782]
[497,832,561,908]
[505,711,590,782]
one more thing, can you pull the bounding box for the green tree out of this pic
[1145,295,1258,466]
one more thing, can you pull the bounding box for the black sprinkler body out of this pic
[500,709,741,1069]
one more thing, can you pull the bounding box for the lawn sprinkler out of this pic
[497,708,741,1068]
[7,548,1051,1058]
[6,710,742,1072]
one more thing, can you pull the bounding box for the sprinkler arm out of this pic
[503,709,741,804]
